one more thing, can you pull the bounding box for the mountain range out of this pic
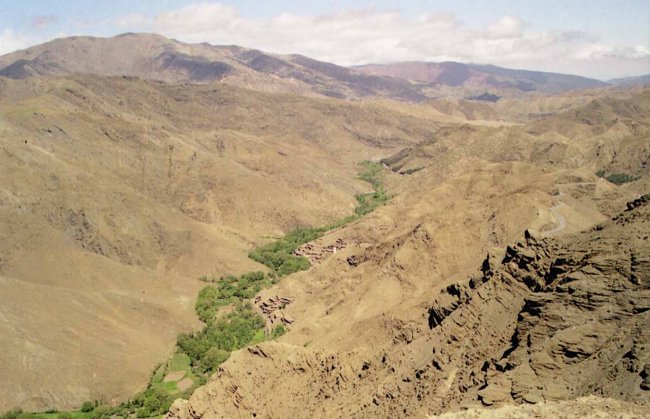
[2,33,646,101]
[0,32,648,418]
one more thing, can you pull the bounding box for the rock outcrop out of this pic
[167,197,650,418]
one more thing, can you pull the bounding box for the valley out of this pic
[0,32,648,418]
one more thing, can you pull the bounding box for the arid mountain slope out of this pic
[354,62,609,94]
[0,34,618,102]
[383,89,650,184]
[609,74,650,87]
[0,74,436,411]
[168,91,648,418]
[0,34,425,101]
[170,183,649,419]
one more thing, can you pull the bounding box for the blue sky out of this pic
[0,0,648,79]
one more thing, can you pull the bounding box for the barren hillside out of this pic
[0,74,435,410]
[0,37,648,418]
[166,91,650,418]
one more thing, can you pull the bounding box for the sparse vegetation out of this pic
[400,167,424,175]
[354,161,388,216]
[250,160,388,275]
[79,403,93,414]
[271,324,287,339]
[468,92,501,102]
[596,170,640,185]
[12,160,390,418]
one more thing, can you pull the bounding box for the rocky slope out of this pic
[168,193,649,418]
[0,74,435,410]
[1,44,648,415]
[165,91,649,418]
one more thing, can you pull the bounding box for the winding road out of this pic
[542,192,567,237]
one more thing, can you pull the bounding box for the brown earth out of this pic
[432,396,649,418]
[167,90,649,418]
[0,74,436,411]
[0,44,648,416]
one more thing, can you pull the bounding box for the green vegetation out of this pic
[1,409,38,419]
[596,170,640,185]
[194,271,267,322]
[79,403,93,414]
[249,160,388,274]
[177,302,265,373]
[354,161,389,216]
[8,160,390,419]
[249,227,323,276]
[271,324,286,339]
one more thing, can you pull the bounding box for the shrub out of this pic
[605,173,640,185]
[271,324,286,339]
[1,409,23,419]
[80,402,94,413]
[90,405,112,419]
[135,408,150,418]
[596,170,640,185]
[200,348,230,373]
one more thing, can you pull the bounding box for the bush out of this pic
[90,405,112,419]
[271,324,286,339]
[80,402,94,413]
[178,303,265,371]
[135,408,150,418]
[200,348,230,373]
[1,409,23,419]
[596,170,640,185]
[249,228,324,276]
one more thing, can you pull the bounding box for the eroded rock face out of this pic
[168,198,649,418]
[424,196,650,410]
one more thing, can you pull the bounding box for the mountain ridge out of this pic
[353,61,610,93]
[0,33,615,100]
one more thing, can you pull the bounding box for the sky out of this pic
[0,0,648,80]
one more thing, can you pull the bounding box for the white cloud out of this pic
[107,2,648,79]
[486,15,525,39]
[0,29,33,55]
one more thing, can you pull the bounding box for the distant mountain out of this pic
[608,74,650,87]
[0,33,614,100]
[353,61,609,93]
[0,33,426,101]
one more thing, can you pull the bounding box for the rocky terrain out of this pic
[0,33,648,418]
[168,192,650,418]
[0,73,436,410]
[164,89,649,417]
